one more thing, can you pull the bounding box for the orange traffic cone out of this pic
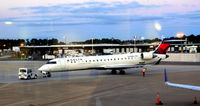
[156,92,163,105]
[38,102,41,105]
[194,96,197,104]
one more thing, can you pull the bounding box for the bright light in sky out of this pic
[141,36,144,40]
[4,21,13,25]
[154,22,162,31]
[176,32,184,38]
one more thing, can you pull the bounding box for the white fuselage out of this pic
[38,52,167,72]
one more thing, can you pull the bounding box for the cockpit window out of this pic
[46,61,57,64]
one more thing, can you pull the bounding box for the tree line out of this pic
[73,34,200,44]
[1,34,200,49]
[0,38,58,49]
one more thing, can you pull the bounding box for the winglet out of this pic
[164,68,168,82]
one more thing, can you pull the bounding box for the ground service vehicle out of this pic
[18,68,37,80]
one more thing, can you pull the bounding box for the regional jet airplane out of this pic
[164,69,200,91]
[38,39,172,77]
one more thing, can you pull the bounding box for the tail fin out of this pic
[154,39,170,54]
[154,38,186,54]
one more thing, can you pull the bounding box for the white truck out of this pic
[18,68,38,80]
[18,68,50,80]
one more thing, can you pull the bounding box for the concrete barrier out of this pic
[163,53,200,62]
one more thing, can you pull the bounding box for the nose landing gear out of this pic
[47,72,51,77]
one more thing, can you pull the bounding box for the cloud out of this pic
[0,14,165,27]
[7,1,200,26]
[2,1,166,27]
[10,1,158,15]
[2,0,200,19]
[2,0,200,41]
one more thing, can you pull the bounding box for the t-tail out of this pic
[153,39,171,65]
[154,38,171,54]
[153,38,186,65]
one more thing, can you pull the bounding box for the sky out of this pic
[0,0,200,42]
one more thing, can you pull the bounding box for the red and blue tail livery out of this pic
[154,39,171,54]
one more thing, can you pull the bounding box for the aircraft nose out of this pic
[38,65,46,71]
[38,66,43,71]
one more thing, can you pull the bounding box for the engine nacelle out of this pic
[141,52,157,60]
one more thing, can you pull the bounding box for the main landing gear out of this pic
[111,69,126,75]
[111,69,117,74]
[119,69,125,75]
[42,71,51,77]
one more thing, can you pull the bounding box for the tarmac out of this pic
[0,61,200,106]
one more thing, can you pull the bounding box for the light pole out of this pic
[63,36,67,44]
[91,38,94,55]
[134,36,137,52]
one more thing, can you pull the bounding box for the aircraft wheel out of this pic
[47,72,51,77]
[34,75,37,79]
[119,70,125,75]
[27,76,31,80]
[111,70,117,74]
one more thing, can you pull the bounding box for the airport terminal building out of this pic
[15,43,200,60]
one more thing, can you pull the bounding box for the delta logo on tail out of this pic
[154,39,171,54]
[154,38,186,54]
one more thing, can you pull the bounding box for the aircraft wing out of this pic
[99,65,150,69]
[164,69,200,91]
[165,82,200,91]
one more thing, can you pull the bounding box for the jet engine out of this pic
[141,52,157,60]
